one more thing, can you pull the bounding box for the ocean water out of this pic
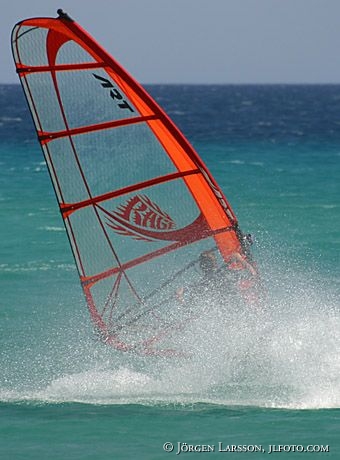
[1,84,339,459]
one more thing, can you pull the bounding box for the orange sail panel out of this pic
[12,11,257,355]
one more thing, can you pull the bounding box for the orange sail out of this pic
[12,10,258,355]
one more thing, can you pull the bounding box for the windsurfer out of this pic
[176,248,257,304]
[235,225,256,262]
[198,250,218,278]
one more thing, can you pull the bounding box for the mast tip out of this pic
[57,9,73,21]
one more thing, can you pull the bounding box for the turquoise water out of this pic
[1,85,340,458]
[1,403,337,459]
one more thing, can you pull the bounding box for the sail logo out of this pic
[93,73,134,113]
[105,195,176,242]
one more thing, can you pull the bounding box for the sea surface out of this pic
[1,84,339,459]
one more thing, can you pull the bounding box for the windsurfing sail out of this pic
[11,10,259,356]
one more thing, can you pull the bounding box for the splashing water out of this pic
[1,251,339,410]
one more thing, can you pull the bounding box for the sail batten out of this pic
[60,169,200,217]
[12,11,259,355]
[16,61,105,74]
[38,115,158,143]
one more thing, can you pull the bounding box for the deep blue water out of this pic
[1,84,339,458]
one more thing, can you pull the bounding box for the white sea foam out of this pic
[320,204,338,209]
[0,116,22,122]
[168,110,186,116]
[39,226,65,232]
[249,161,264,167]
[228,159,245,165]
[0,261,75,273]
